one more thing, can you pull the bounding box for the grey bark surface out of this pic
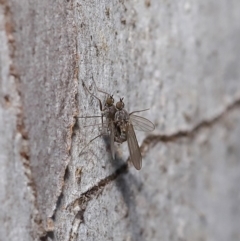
[0,0,240,241]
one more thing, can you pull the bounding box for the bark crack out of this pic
[67,164,128,241]
[49,7,80,237]
[50,38,79,221]
[141,97,240,155]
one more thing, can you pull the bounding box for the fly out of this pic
[79,82,155,170]
[79,80,117,159]
[114,98,155,170]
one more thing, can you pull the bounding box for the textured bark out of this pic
[0,0,240,240]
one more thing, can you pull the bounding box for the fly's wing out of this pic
[130,114,155,132]
[109,121,115,159]
[127,123,142,170]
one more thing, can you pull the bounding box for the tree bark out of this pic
[0,0,240,240]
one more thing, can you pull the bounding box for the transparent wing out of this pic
[109,121,115,160]
[130,114,155,132]
[127,123,142,170]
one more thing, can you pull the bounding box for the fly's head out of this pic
[105,95,114,107]
[102,94,116,119]
[116,98,124,110]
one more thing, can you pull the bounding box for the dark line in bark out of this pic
[50,14,80,240]
[67,163,128,241]
[141,98,240,155]
[50,32,79,221]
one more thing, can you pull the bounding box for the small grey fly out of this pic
[114,98,155,170]
[79,80,117,159]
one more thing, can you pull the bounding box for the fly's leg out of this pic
[82,81,104,126]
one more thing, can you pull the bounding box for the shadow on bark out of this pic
[104,135,146,241]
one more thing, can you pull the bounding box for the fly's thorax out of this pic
[102,105,117,120]
[115,109,129,123]
[108,105,117,119]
